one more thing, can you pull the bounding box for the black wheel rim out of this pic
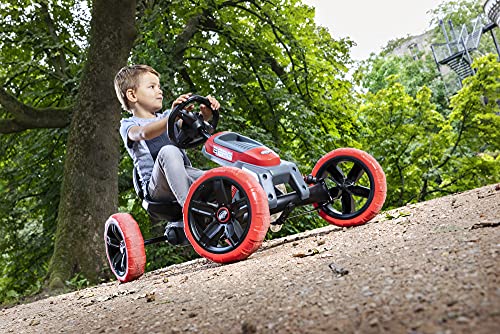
[105,222,127,277]
[317,156,375,220]
[187,176,252,254]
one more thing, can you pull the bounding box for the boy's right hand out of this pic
[171,93,194,112]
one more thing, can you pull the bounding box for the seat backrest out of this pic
[132,166,183,222]
[132,166,145,200]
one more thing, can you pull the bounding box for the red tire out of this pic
[184,167,270,263]
[104,213,146,282]
[311,148,386,227]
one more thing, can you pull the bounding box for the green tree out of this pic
[440,55,500,193]
[429,0,483,36]
[132,0,356,165]
[354,0,499,209]
[355,53,448,113]
[0,0,137,295]
[358,77,449,207]
[0,0,86,299]
[357,55,499,209]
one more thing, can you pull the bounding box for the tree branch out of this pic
[0,87,72,133]
[39,2,70,82]
[171,13,205,91]
[0,119,29,134]
[172,15,202,65]
[435,103,470,170]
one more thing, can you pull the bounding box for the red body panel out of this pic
[204,132,281,167]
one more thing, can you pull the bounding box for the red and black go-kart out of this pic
[104,95,387,282]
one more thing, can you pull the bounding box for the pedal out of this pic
[269,202,295,233]
[164,223,190,246]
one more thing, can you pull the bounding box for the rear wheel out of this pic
[104,213,146,282]
[311,148,386,227]
[184,167,270,263]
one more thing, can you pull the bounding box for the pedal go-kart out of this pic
[104,95,387,282]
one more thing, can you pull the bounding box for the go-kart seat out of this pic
[132,167,183,222]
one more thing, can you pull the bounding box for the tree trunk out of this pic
[47,0,137,289]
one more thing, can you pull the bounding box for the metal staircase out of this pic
[428,1,500,98]
[431,17,486,84]
[445,52,475,78]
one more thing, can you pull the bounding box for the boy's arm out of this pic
[127,94,219,142]
[127,118,168,142]
[128,94,194,142]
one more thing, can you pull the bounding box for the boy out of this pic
[114,64,220,245]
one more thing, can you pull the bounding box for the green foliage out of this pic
[428,0,483,34]
[0,0,87,303]
[0,0,88,99]
[0,128,68,305]
[358,55,500,209]
[358,77,447,206]
[442,54,500,192]
[65,273,90,291]
[356,53,448,111]
[356,0,500,209]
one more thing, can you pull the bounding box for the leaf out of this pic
[385,213,397,220]
[145,292,156,302]
[293,248,320,258]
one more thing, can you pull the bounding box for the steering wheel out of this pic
[167,95,220,149]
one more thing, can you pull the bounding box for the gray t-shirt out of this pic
[119,110,190,196]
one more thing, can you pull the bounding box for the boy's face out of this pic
[127,71,163,113]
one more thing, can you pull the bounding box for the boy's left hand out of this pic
[200,95,220,121]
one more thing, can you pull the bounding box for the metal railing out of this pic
[484,0,500,26]
[431,16,485,64]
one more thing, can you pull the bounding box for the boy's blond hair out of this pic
[114,64,160,112]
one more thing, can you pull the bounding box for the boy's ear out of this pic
[126,89,137,103]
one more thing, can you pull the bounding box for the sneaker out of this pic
[164,221,190,246]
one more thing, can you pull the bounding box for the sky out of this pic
[303,0,454,61]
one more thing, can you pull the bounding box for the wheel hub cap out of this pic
[216,207,231,223]
[342,179,354,188]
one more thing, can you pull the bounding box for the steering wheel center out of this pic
[167,95,219,149]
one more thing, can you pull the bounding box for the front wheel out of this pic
[311,148,386,227]
[184,167,270,263]
[104,213,146,282]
